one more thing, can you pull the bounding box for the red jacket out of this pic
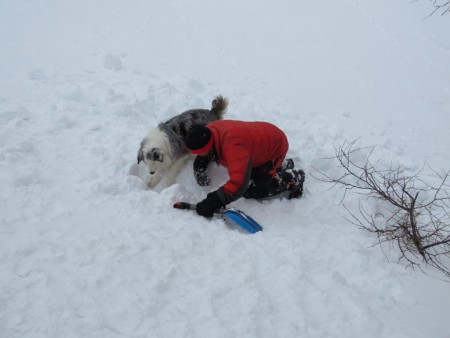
[207,120,289,204]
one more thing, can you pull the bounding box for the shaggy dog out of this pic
[138,95,227,188]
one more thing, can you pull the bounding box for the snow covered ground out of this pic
[1,0,450,337]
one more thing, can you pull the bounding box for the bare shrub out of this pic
[423,0,450,16]
[431,0,450,15]
[316,140,450,279]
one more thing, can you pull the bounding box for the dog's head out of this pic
[137,127,172,175]
[137,145,165,174]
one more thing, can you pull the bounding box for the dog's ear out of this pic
[149,148,164,162]
[137,148,144,164]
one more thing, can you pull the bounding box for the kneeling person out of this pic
[185,120,305,218]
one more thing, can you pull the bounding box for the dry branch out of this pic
[316,140,450,279]
[430,0,450,15]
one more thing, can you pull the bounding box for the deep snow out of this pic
[1,0,450,337]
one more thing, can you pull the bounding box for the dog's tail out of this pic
[210,95,228,119]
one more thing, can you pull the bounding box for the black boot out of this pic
[262,169,305,199]
[287,169,305,199]
[279,158,295,171]
[243,161,305,199]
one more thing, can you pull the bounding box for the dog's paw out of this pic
[147,175,162,188]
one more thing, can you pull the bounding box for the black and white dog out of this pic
[138,95,227,188]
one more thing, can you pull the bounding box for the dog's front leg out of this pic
[165,155,190,187]
[147,173,163,188]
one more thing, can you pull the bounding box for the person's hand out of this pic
[194,170,211,186]
[196,192,222,218]
[193,156,211,186]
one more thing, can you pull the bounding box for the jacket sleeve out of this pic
[215,144,253,205]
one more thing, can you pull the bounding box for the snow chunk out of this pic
[103,54,123,71]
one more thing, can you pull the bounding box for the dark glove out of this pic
[196,192,223,218]
[194,169,211,186]
[193,155,211,186]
